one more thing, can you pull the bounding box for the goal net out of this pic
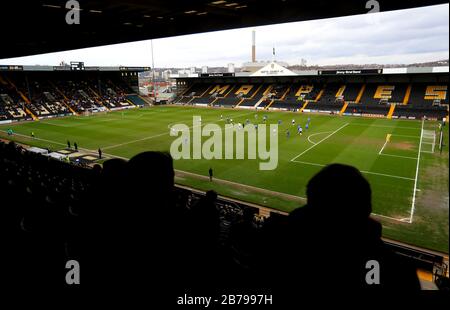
[421,121,437,154]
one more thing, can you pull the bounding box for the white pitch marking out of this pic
[307,131,333,145]
[378,140,389,155]
[409,119,425,224]
[379,153,417,160]
[102,131,172,150]
[291,160,415,181]
[349,123,422,131]
[0,130,68,147]
[392,134,421,139]
[359,170,415,181]
[290,123,349,162]
[40,122,74,128]
[292,160,326,168]
[372,213,412,223]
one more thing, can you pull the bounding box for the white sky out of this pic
[0,4,448,68]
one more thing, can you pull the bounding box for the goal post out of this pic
[439,123,445,154]
[420,119,438,154]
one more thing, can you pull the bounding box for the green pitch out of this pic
[1,106,448,253]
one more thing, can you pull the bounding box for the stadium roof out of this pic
[1,0,448,59]
[0,64,150,72]
[172,63,450,79]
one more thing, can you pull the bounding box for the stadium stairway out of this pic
[299,101,310,112]
[224,85,237,98]
[336,85,346,98]
[339,102,349,116]
[181,84,195,97]
[263,85,274,97]
[126,99,137,107]
[403,85,412,105]
[235,98,245,108]
[251,85,275,109]
[356,84,366,103]
[89,88,111,111]
[96,98,111,111]
[387,104,397,119]
[280,87,291,101]
[250,85,264,100]
[254,96,268,109]
[5,77,31,105]
[3,77,39,120]
[88,87,101,99]
[265,100,275,110]
[48,81,78,115]
[109,80,126,94]
[211,98,219,106]
[188,85,216,103]
[25,107,39,121]
[200,85,215,98]
[315,88,325,102]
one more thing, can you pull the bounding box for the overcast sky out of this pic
[1,4,448,68]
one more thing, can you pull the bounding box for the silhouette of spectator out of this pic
[127,152,175,200]
[228,207,261,284]
[82,152,182,288]
[102,158,128,181]
[189,190,220,247]
[186,190,222,283]
[83,158,128,283]
[209,168,213,182]
[268,164,421,290]
[91,164,102,177]
[113,152,187,286]
[74,142,78,151]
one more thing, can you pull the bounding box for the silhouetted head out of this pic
[127,152,175,194]
[102,158,127,179]
[306,164,372,220]
[205,190,218,203]
[243,207,256,222]
[92,164,103,175]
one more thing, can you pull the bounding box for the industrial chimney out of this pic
[252,30,256,63]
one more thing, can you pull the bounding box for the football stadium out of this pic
[0,0,449,297]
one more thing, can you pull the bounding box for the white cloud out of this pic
[0,4,448,68]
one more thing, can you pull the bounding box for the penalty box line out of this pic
[291,160,415,181]
[378,134,417,160]
[378,140,389,155]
